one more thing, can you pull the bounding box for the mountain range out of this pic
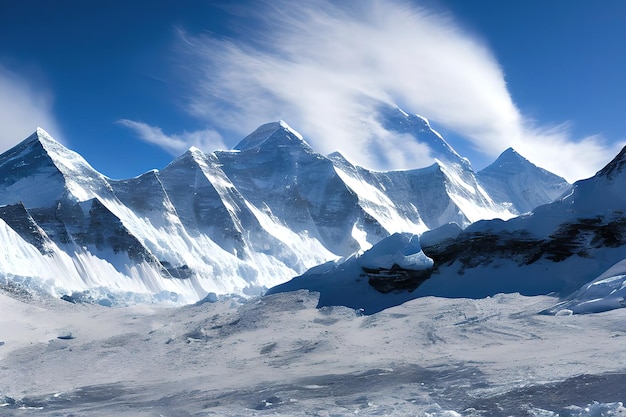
[0,107,571,306]
[271,144,626,313]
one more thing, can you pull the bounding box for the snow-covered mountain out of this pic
[477,147,571,214]
[0,110,569,305]
[271,145,626,313]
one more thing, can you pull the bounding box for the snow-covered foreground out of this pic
[1,289,625,416]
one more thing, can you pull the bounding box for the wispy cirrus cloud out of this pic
[129,0,618,182]
[0,65,62,150]
[178,0,518,172]
[117,119,226,155]
[510,124,617,182]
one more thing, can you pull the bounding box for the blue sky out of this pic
[0,0,624,182]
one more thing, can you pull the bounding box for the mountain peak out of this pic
[277,120,303,138]
[33,126,56,137]
[19,128,80,162]
[327,151,353,167]
[596,145,626,181]
[486,147,529,169]
[234,121,311,152]
[376,104,468,168]
[173,145,212,169]
[20,127,58,147]
[0,128,113,207]
[477,148,570,214]
[35,126,52,139]
[502,147,520,156]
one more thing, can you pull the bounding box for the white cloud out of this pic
[0,65,62,150]
[166,0,618,182]
[118,119,227,155]
[510,124,621,182]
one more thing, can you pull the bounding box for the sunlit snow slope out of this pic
[477,147,571,214]
[271,145,626,313]
[0,109,568,304]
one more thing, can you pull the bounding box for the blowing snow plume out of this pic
[0,65,62,150]
[123,0,619,182]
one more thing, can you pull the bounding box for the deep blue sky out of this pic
[0,0,624,181]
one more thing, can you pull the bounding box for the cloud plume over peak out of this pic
[117,119,226,156]
[0,65,62,151]
[134,0,618,182]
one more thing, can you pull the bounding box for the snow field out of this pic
[1,290,625,415]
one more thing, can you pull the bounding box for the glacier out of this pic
[3,109,626,416]
[0,108,570,305]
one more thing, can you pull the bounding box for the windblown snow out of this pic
[0,289,625,416]
[3,105,626,417]
[0,106,570,305]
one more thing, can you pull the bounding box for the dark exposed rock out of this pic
[0,203,52,254]
[597,145,626,180]
[29,206,73,245]
[79,199,153,262]
[364,264,433,294]
[422,230,541,273]
[60,294,77,304]
[422,214,626,276]
[160,262,194,279]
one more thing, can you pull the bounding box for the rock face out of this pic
[0,203,51,254]
[0,111,569,304]
[269,146,626,312]
[364,265,433,294]
[357,232,434,294]
[416,146,626,298]
[421,214,626,279]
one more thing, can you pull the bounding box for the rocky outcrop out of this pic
[421,214,626,276]
[364,264,432,294]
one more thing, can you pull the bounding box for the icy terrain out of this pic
[267,232,437,314]
[0,107,569,304]
[477,147,571,214]
[546,258,626,314]
[0,289,624,416]
[2,115,625,416]
[273,144,626,315]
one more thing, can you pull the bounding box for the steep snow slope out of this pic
[478,147,571,214]
[416,145,626,299]
[270,146,626,313]
[545,258,626,314]
[342,107,518,228]
[158,145,336,287]
[216,121,396,255]
[330,153,513,231]
[0,131,265,300]
[0,212,202,303]
[0,116,569,304]
[0,128,113,207]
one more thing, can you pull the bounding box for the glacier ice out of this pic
[0,111,577,305]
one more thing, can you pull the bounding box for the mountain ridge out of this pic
[269,143,626,313]
[0,110,571,305]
